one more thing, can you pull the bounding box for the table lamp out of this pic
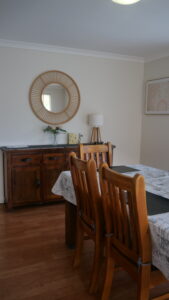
[88,113,104,143]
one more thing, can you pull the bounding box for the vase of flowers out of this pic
[43,126,67,144]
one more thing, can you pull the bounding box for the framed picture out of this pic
[145,77,169,114]
[68,133,78,144]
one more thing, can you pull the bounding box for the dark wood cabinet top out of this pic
[1,144,79,152]
[1,143,116,153]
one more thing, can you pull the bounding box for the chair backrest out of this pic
[69,152,102,234]
[79,142,113,168]
[99,163,151,267]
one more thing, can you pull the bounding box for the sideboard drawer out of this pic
[12,154,41,166]
[43,153,65,167]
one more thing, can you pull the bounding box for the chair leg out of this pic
[89,241,104,294]
[101,256,115,300]
[137,265,150,300]
[73,220,84,268]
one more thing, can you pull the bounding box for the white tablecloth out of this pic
[52,164,169,280]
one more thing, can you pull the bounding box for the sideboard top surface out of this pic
[1,143,116,153]
[1,144,80,152]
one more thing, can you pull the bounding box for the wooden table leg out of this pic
[65,201,77,248]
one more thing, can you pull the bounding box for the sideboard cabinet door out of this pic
[42,151,65,202]
[11,166,41,207]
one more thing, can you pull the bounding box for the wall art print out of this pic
[145,77,169,114]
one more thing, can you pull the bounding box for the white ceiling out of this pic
[0,0,169,61]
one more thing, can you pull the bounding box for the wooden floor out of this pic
[0,203,138,300]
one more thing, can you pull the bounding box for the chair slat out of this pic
[127,191,139,253]
[79,142,113,167]
[119,190,131,247]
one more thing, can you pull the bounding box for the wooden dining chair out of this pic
[99,163,169,300]
[79,142,113,168]
[69,152,104,293]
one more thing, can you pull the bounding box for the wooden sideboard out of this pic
[2,145,79,209]
[2,143,115,209]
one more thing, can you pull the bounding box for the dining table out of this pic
[52,164,169,280]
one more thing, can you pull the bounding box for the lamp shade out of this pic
[88,114,104,127]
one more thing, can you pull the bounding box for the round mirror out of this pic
[29,70,80,125]
[41,83,69,113]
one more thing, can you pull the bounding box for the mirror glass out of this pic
[42,83,69,113]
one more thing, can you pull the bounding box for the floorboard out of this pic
[0,203,137,300]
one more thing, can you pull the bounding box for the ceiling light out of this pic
[112,0,141,5]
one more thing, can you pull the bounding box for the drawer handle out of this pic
[48,157,60,161]
[21,158,32,162]
[35,178,40,187]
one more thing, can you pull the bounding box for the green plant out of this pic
[43,126,67,135]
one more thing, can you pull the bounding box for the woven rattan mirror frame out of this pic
[29,70,80,125]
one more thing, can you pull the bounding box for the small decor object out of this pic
[145,77,169,114]
[68,133,78,144]
[44,126,67,144]
[78,133,83,144]
[88,114,103,144]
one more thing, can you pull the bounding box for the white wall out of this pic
[0,46,144,202]
[141,56,169,170]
